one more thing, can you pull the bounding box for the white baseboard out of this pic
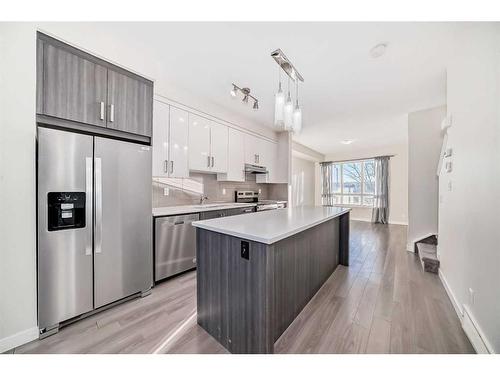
[0,326,38,353]
[462,305,494,354]
[438,269,463,320]
[349,217,408,226]
[389,220,408,226]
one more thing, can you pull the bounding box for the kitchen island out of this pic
[192,206,350,354]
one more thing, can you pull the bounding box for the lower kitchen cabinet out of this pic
[199,206,256,220]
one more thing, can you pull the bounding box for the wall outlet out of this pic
[447,181,452,192]
[163,187,170,196]
[258,188,262,194]
[241,241,250,260]
[468,288,475,305]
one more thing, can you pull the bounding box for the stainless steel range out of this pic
[235,191,287,211]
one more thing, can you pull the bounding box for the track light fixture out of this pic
[229,83,259,110]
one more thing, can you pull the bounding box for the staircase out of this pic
[415,235,439,274]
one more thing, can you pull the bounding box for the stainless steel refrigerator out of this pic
[37,127,153,335]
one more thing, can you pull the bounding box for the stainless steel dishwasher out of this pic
[155,213,199,282]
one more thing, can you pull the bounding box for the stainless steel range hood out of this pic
[244,163,268,174]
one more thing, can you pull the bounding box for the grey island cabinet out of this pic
[192,206,350,354]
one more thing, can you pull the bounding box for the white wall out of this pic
[0,24,39,352]
[0,23,278,351]
[407,106,446,247]
[321,142,409,225]
[438,23,500,353]
[291,156,316,207]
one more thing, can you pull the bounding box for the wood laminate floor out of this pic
[13,221,474,354]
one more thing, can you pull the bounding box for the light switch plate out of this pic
[163,187,169,196]
[469,288,475,305]
[222,188,226,195]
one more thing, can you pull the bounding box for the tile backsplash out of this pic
[153,172,288,207]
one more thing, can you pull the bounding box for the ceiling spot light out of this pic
[230,85,237,97]
[229,84,259,111]
[341,140,354,145]
[370,43,387,58]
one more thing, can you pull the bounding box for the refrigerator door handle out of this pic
[95,157,103,254]
[85,157,93,256]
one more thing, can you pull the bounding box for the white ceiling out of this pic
[99,22,459,154]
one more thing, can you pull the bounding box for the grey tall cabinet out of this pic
[37,32,153,142]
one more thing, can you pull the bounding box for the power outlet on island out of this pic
[241,241,250,260]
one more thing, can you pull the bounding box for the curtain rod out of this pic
[320,154,395,165]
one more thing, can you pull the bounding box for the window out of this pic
[321,159,375,207]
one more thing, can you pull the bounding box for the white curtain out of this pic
[372,156,390,224]
[320,162,336,206]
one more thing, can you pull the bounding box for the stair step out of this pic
[416,243,439,274]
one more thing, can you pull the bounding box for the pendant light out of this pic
[283,78,293,131]
[274,68,285,129]
[292,80,302,133]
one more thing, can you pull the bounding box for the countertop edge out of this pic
[192,208,350,245]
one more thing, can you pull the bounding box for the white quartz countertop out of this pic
[192,206,350,244]
[153,203,257,217]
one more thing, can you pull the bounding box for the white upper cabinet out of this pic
[210,121,228,173]
[152,100,169,177]
[244,133,262,165]
[256,139,278,183]
[218,128,245,182]
[188,113,211,172]
[152,100,189,178]
[169,107,189,178]
[188,114,229,173]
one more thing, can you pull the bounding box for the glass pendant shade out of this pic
[274,83,285,129]
[293,104,302,133]
[284,92,293,131]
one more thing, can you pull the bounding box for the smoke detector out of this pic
[370,43,388,58]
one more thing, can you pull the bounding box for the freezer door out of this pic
[94,137,153,308]
[37,127,94,330]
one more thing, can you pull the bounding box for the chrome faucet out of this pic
[199,194,209,205]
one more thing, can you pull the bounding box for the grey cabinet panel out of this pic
[42,42,107,127]
[199,210,225,220]
[107,70,153,137]
[225,207,256,216]
[199,207,255,221]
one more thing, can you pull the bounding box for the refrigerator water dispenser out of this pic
[47,192,86,231]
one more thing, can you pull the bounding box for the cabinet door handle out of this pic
[170,160,174,174]
[109,104,114,122]
[211,156,214,168]
[99,101,105,120]
[163,160,168,173]
[207,155,211,168]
